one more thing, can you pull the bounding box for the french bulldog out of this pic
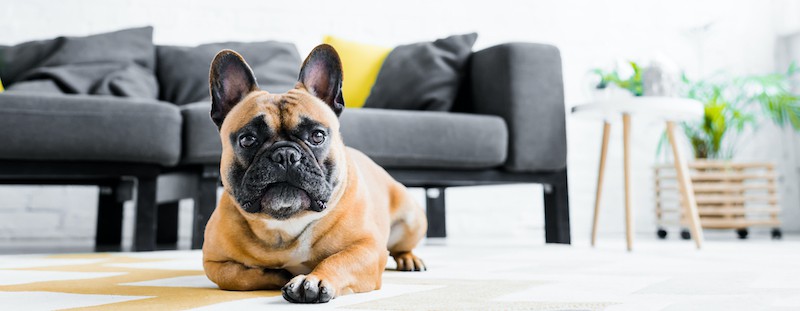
[202,44,427,304]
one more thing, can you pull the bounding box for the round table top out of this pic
[571,96,704,121]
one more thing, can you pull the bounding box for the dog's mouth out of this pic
[242,182,327,219]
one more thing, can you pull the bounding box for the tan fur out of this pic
[203,87,427,299]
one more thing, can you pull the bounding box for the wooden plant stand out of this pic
[654,160,782,239]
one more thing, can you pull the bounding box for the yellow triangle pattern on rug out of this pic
[0,253,276,310]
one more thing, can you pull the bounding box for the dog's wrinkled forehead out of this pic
[220,89,340,137]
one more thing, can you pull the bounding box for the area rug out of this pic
[0,238,798,310]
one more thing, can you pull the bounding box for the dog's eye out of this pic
[239,135,257,148]
[310,130,326,145]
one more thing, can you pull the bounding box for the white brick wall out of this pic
[0,186,97,241]
[0,0,797,245]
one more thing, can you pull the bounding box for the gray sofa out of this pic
[0,37,569,251]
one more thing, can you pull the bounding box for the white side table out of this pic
[572,97,705,250]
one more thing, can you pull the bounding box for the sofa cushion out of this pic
[364,33,478,112]
[157,41,301,105]
[181,104,507,169]
[181,101,221,164]
[322,36,392,108]
[341,108,507,169]
[0,93,181,166]
[1,27,158,98]
[0,45,6,91]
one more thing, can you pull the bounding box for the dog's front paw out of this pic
[392,251,426,271]
[281,274,335,303]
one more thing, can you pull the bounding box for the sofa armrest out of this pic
[469,43,567,172]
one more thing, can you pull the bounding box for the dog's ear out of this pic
[209,50,258,128]
[298,44,344,116]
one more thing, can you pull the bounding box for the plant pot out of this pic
[653,160,782,239]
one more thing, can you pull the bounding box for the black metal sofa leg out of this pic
[543,168,571,244]
[425,187,447,238]
[192,165,219,250]
[133,175,158,251]
[95,180,132,252]
[156,201,180,246]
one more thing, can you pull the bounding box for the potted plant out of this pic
[591,61,644,97]
[678,64,800,159]
[654,64,800,239]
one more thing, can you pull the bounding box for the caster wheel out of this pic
[736,228,749,239]
[657,228,668,239]
[771,228,782,240]
[680,229,691,240]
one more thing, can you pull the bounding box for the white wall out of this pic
[0,0,796,244]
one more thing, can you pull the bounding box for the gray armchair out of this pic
[385,43,570,242]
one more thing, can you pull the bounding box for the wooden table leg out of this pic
[592,121,611,247]
[666,121,704,249]
[623,114,633,251]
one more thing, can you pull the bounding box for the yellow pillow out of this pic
[0,77,4,93]
[323,36,391,108]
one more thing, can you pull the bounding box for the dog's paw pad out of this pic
[392,252,426,272]
[281,275,335,303]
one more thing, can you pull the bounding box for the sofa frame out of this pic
[388,168,570,244]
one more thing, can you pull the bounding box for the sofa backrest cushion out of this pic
[0,45,6,91]
[364,33,477,112]
[156,41,301,105]
[0,27,158,98]
[322,36,392,109]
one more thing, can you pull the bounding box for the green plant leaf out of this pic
[678,64,800,159]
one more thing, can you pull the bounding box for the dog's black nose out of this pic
[271,147,302,166]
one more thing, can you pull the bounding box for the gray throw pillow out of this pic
[156,41,301,105]
[0,39,63,85]
[0,45,10,83]
[0,27,158,98]
[364,33,478,111]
